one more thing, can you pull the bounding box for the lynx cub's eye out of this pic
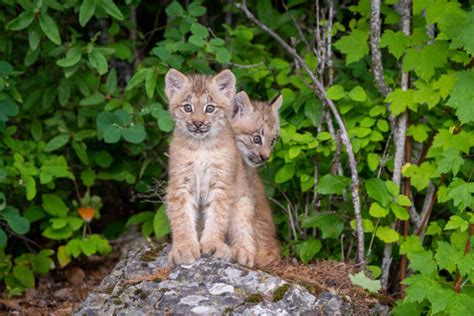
[253,135,262,144]
[205,104,215,113]
[183,104,193,113]
[271,137,277,147]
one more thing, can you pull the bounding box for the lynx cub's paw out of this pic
[168,240,200,266]
[233,244,256,267]
[200,239,233,261]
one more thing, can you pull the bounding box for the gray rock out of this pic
[74,245,388,315]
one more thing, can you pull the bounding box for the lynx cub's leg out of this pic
[166,183,200,266]
[199,184,234,261]
[230,189,257,267]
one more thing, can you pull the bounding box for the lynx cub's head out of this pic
[231,91,282,167]
[165,69,236,139]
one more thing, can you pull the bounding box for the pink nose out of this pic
[193,121,204,128]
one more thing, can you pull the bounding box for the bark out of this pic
[380,0,412,291]
[237,0,366,266]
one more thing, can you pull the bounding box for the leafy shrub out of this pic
[0,1,473,312]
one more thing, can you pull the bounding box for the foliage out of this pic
[0,0,473,312]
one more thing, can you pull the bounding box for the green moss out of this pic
[140,247,161,262]
[272,284,290,302]
[244,293,263,303]
[113,298,122,305]
[223,307,234,315]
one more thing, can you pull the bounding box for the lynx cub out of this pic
[230,91,283,267]
[164,69,257,266]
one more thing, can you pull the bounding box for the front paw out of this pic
[200,239,233,261]
[168,241,200,266]
[233,244,256,267]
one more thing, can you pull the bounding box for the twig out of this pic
[454,224,473,292]
[237,0,365,265]
[416,175,446,236]
[381,0,412,291]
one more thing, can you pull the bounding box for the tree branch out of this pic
[237,0,365,265]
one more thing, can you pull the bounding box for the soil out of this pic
[0,255,119,316]
[267,259,393,315]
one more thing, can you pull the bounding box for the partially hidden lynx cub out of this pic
[230,91,282,267]
[164,69,257,266]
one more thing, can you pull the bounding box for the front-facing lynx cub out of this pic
[164,69,256,266]
[230,91,282,267]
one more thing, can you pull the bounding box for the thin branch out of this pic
[454,224,473,292]
[237,0,365,265]
[381,0,412,292]
[370,0,392,98]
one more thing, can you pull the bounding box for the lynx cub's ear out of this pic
[271,94,283,114]
[233,91,252,118]
[165,69,188,100]
[213,69,236,100]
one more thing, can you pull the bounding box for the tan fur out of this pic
[164,69,257,266]
[165,70,235,265]
[230,92,283,267]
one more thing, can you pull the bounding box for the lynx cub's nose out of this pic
[193,121,204,128]
[260,155,268,162]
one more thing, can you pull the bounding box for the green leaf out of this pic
[7,10,35,31]
[190,23,209,38]
[435,241,461,273]
[402,162,437,191]
[126,68,149,91]
[28,25,41,51]
[88,50,108,75]
[13,266,35,288]
[31,252,53,274]
[386,89,415,116]
[349,271,381,293]
[365,178,391,206]
[215,47,231,64]
[145,67,157,99]
[447,70,474,124]
[317,174,349,195]
[72,141,89,165]
[23,175,36,201]
[80,93,105,106]
[275,164,295,184]
[446,178,472,211]
[66,239,82,258]
[396,195,411,207]
[188,2,206,17]
[39,14,61,45]
[122,124,146,144]
[437,148,464,176]
[80,238,97,256]
[99,0,124,20]
[409,251,437,276]
[325,85,346,100]
[380,30,410,59]
[333,29,369,64]
[445,215,469,232]
[302,214,344,239]
[153,206,170,240]
[57,47,83,68]
[103,125,122,143]
[79,0,96,26]
[44,134,70,152]
[407,124,430,143]
[1,206,30,235]
[369,202,389,218]
[390,203,409,220]
[350,219,375,233]
[31,120,43,141]
[376,226,399,243]
[106,68,117,94]
[348,86,367,102]
[403,42,450,81]
[189,35,206,47]
[42,194,68,217]
[126,211,154,226]
[166,2,184,16]
[296,238,321,264]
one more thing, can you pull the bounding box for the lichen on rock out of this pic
[74,245,388,315]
